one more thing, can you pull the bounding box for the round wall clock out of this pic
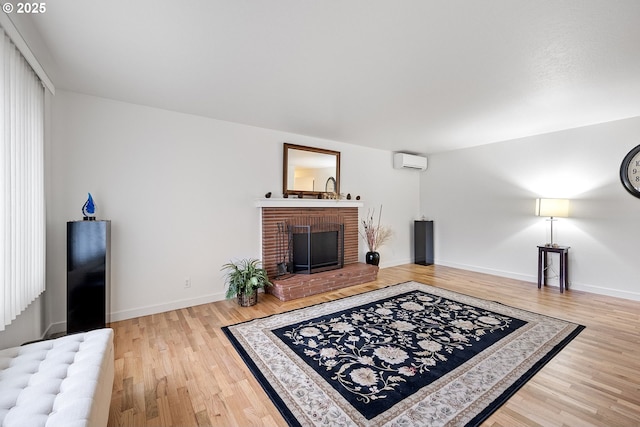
[620,144,640,198]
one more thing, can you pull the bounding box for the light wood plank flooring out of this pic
[107,264,640,426]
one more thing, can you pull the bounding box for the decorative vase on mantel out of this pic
[365,251,380,266]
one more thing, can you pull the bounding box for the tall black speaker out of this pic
[67,220,111,334]
[414,220,434,266]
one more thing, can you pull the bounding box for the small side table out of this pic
[537,245,570,293]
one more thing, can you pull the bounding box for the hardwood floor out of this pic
[107,264,640,426]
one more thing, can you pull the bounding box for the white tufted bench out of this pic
[0,328,114,427]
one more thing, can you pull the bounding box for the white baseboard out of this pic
[109,292,226,322]
[44,261,640,333]
[567,282,640,301]
[436,260,537,283]
[436,260,640,302]
[379,257,412,269]
[46,292,228,333]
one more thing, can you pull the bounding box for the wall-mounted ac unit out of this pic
[393,153,428,171]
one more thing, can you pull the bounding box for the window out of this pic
[0,27,46,331]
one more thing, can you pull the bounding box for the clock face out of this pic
[627,153,640,189]
[620,144,640,198]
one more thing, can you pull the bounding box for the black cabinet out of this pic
[67,220,111,333]
[414,220,434,266]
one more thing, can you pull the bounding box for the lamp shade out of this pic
[535,198,569,218]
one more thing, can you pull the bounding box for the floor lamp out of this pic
[535,198,569,247]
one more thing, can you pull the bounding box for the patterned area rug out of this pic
[222,281,584,427]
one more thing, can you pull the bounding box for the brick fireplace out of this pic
[257,199,379,301]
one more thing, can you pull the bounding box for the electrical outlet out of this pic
[184,277,191,288]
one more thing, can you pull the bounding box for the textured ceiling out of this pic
[21,0,640,153]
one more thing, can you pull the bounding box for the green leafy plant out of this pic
[222,258,272,299]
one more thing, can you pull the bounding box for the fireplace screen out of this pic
[288,218,344,274]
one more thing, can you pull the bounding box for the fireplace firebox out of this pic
[288,220,344,274]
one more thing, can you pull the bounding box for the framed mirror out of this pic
[283,143,340,197]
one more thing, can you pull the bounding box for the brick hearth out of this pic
[268,263,378,301]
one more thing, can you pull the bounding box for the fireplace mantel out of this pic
[255,198,363,208]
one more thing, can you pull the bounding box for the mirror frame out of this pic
[283,143,341,197]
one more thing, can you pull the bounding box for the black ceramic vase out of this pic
[365,251,380,266]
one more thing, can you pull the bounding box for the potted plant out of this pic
[222,258,272,306]
[360,206,392,266]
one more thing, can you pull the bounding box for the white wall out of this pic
[420,116,640,300]
[4,89,639,348]
[45,90,419,329]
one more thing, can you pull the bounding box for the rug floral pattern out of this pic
[272,290,525,419]
[223,282,584,427]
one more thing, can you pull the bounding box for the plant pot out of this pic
[365,251,380,266]
[237,291,258,307]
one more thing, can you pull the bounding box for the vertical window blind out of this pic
[0,27,45,331]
